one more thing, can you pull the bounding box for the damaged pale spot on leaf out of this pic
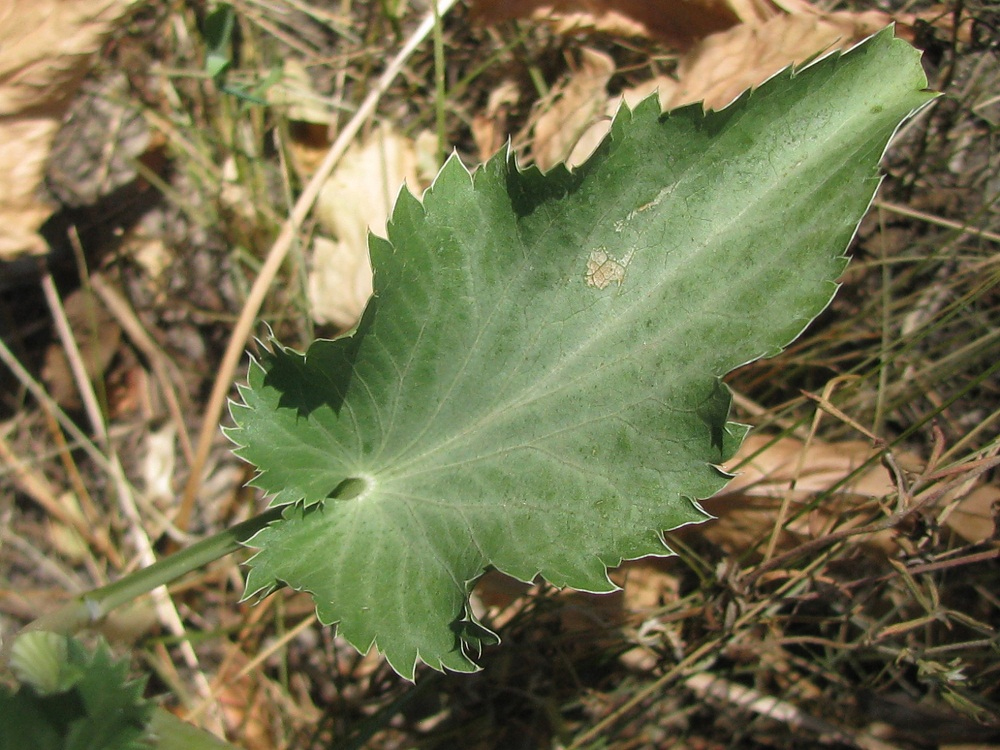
[585,248,633,289]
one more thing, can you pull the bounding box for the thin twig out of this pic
[764,376,864,562]
[801,383,883,443]
[730,390,812,441]
[43,406,103,532]
[39,271,109,448]
[684,673,898,749]
[904,547,1000,576]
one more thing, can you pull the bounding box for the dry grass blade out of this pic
[875,199,1000,245]
[0,431,120,569]
[89,273,194,465]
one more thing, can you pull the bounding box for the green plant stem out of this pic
[0,506,284,669]
[432,0,447,161]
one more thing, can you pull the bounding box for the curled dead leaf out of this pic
[469,0,768,49]
[472,80,521,162]
[527,47,614,170]
[662,11,898,111]
[0,0,141,259]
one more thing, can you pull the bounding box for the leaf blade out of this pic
[229,28,936,676]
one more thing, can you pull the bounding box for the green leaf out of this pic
[0,635,153,750]
[228,28,936,678]
[146,708,244,750]
[9,630,70,694]
[203,4,235,80]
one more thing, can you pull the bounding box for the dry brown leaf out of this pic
[469,0,772,49]
[505,1,929,171]
[618,559,682,613]
[662,11,896,111]
[472,80,521,162]
[308,125,434,329]
[696,435,999,556]
[939,484,998,545]
[533,77,674,172]
[0,0,141,259]
[529,48,615,170]
[518,11,907,173]
[0,118,58,257]
[308,236,374,329]
[694,434,898,554]
[205,648,292,750]
[722,435,898,499]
